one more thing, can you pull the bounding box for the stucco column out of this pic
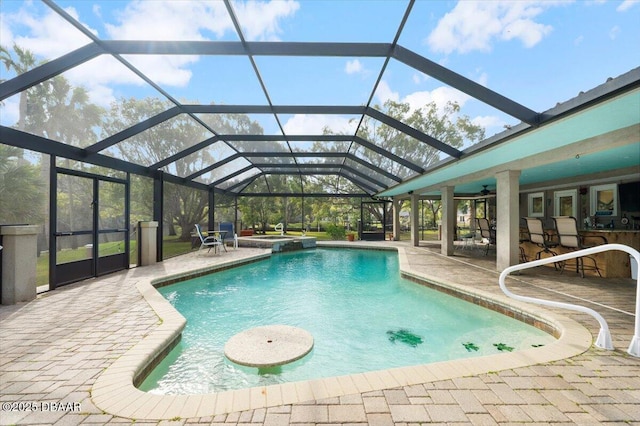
[410,193,420,246]
[496,170,521,271]
[441,186,455,256]
[391,197,401,241]
[138,221,159,266]
[1,225,40,305]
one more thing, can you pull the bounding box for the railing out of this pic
[499,243,639,357]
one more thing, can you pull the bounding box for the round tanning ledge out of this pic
[224,325,314,368]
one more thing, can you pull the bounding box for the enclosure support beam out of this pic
[209,189,215,231]
[234,196,239,236]
[153,172,164,263]
[125,173,131,268]
[48,156,57,290]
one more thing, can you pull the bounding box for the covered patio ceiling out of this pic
[1,0,639,198]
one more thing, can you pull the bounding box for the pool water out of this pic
[141,248,554,394]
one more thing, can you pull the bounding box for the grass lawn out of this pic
[162,235,194,258]
[35,238,192,286]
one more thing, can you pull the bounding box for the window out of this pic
[554,189,577,217]
[590,184,617,216]
[527,192,544,217]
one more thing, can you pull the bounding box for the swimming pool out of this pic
[141,248,554,394]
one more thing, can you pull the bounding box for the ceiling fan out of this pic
[480,185,492,196]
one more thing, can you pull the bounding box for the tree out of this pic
[102,98,265,240]
[356,100,485,226]
[423,199,441,228]
[0,145,44,224]
[357,100,485,178]
[1,44,39,132]
[28,75,104,249]
[2,44,104,251]
[237,180,273,233]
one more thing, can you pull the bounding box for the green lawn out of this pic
[162,235,194,258]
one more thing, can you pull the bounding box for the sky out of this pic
[1,0,639,144]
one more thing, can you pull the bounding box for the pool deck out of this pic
[1,241,639,425]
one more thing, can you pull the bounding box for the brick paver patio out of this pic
[1,241,638,425]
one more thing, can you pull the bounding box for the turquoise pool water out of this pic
[141,248,554,394]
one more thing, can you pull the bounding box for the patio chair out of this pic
[523,217,560,269]
[476,218,496,255]
[219,222,234,250]
[552,216,607,278]
[194,224,223,254]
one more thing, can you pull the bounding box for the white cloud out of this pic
[609,25,621,40]
[471,115,505,130]
[373,79,507,136]
[501,18,550,47]
[124,55,196,88]
[2,1,300,107]
[282,114,356,134]
[0,14,15,50]
[234,0,300,41]
[82,83,117,108]
[375,79,471,112]
[374,80,400,104]
[403,86,471,113]
[100,0,299,88]
[345,59,363,75]
[475,72,489,87]
[1,5,113,104]
[617,0,639,11]
[92,4,102,19]
[105,1,232,40]
[7,5,94,59]
[99,1,234,93]
[411,72,433,85]
[0,95,20,127]
[427,1,558,54]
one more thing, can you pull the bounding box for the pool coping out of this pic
[91,246,593,420]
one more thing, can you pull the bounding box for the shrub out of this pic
[325,223,346,240]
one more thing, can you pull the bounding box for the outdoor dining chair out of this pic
[476,218,496,256]
[552,216,607,278]
[194,224,223,254]
[524,217,561,270]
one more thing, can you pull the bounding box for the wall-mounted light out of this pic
[408,190,413,194]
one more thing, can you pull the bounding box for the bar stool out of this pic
[552,216,607,278]
[523,217,560,269]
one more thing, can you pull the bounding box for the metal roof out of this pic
[1,0,638,198]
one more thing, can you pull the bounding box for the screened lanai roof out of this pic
[1,0,639,197]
